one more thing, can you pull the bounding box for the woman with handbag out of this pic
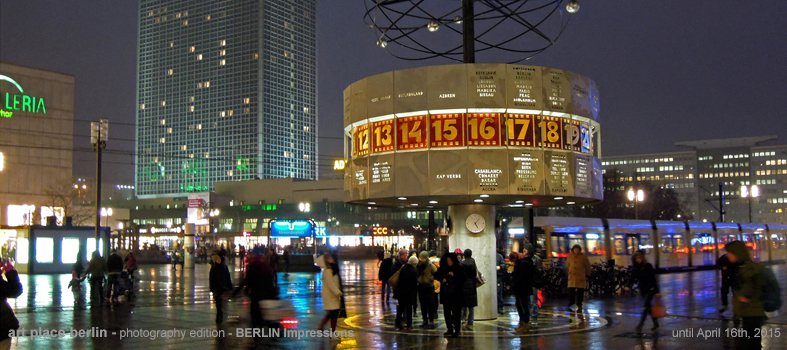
[314,252,344,334]
[632,252,661,332]
[459,249,479,330]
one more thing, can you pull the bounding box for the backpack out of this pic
[761,266,782,312]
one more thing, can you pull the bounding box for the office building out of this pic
[135,0,318,197]
[603,136,787,223]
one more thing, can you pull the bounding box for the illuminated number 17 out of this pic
[506,118,530,140]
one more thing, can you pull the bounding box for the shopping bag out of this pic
[650,294,666,319]
[387,265,404,289]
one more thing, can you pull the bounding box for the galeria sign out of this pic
[0,75,47,119]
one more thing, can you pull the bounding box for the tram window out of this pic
[586,234,603,256]
[614,235,625,255]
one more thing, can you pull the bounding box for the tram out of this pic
[509,217,787,269]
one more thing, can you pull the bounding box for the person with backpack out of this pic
[725,241,781,350]
[512,244,536,334]
[632,252,660,332]
[459,248,479,330]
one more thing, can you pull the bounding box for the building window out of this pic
[189,105,195,112]
[167,68,174,76]
[161,100,166,107]
[160,138,166,144]
[190,46,196,53]
[219,49,226,56]
[219,59,226,66]
[220,39,226,46]
[197,54,203,61]
[243,97,251,104]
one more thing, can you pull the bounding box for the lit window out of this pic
[181,145,187,151]
[182,20,188,26]
[167,68,174,76]
[167,128,173,134]
[169,41,174,48]
[139,103,145,110]
[0,152,4,172]
[160,119,166,125]
[253,53,259,60]
[227,109,234,116]
[190,96,195,102]
[197,124,202,130]
[161,100,166,107]
[219,49,226,56]
[205,15,211,21]
[220,39,226,46]
[190,46,196,53]
[189,105,195,112]
[219,59,226,66]
[220,111,226,117]
[160,138,166,143]
[197,54,203,61]
[243,97,251,104]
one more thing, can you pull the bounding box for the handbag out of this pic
[475,271,486,288]
[387,265,405,289]
[650,294,666,319]
[338,296,348,318]
[433,280,441,294]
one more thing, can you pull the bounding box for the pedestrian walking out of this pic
[1,260,23,350]
[567,244,590,312]
[435,253,466,338]
[716,252,738,314]
[460,248,478,330]
[725,241,777,350]
[314,252,344,333]
[530,244,545,326]
[378,251,393,303]
[632,252,660,332]
[283,250,290,275]
[210,253,233,325]
[429,251,440,317]
[513,244,535,334]
[106,250,124,304]
[85,251,107,306]
[417,251,437,328]
[234,247,277,329]
[393,256,418,330]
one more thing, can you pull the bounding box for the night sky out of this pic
[1,1,785,185]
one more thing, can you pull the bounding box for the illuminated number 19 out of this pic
[539,121,560,143]
[565,124,580,146]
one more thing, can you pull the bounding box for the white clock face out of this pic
[465,213,486,233]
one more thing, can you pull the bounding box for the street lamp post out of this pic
[740,184,760,223]
[627,188,645,220]
[91,119,108,253]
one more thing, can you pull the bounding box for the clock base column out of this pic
[447,204,497,320]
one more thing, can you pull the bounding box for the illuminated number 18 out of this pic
[539,121,560,143]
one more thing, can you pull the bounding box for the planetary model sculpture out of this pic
[346,0,597,320]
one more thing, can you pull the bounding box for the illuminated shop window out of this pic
[16,238,29,264]
[61,238,80,264]
[87,238,104,258]
[36,238,54,263]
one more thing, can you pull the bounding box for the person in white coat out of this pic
[314,252,343,333]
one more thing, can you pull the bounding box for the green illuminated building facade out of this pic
[135,0,317,197]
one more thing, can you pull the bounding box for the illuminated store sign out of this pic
[0,75,47,118]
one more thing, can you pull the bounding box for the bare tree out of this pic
[43,178,94,226]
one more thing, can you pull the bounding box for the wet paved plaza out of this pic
[5,259,787,349]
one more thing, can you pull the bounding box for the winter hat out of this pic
[408,256,419,266]
[454,248,463,255]
[724,241,751,262]
[419,251,429,260]
[522,242,533,254]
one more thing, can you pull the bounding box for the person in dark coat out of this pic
[234,248,277,328]
[378,251,393,303]
[394,256,419,330]
[435,253,466,338]
[632,252,660,332]
[716,252,739,314]
[513,244,535,334]
[1,260,23,348]
[106,250,124,302]
[459,249,479,329]
[209,253,233,324]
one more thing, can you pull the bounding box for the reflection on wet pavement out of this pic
[6,259,787,349]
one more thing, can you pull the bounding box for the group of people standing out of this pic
[379,248,481,337]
